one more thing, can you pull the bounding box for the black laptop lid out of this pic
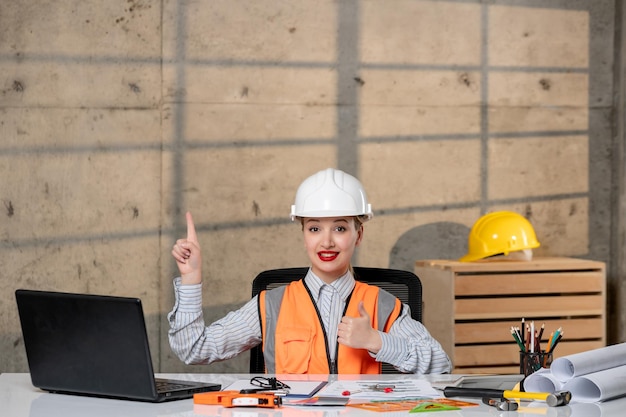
[16,289,160,401]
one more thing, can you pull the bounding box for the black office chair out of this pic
[249,266,423,374]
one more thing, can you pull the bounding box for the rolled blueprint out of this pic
[551,343,626,382]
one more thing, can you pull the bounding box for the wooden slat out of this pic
[452,366,520,375]
[454,341,604,367]
[416,257,605,274]
[455,295,604,319]
[454,272,603,296]
[454,317,605,344]
[417,257,606,371]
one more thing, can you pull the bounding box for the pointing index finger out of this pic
[186,211,198,243]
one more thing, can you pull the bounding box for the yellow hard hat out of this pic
[460,211,540,262]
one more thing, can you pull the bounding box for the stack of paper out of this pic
[524,343,626,402]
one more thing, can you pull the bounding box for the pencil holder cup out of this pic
[520,351,553,377]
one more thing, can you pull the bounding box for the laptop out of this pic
[15,289,221,402]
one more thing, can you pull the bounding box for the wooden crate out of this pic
[415,257,606,374]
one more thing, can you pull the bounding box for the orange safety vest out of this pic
[258,279,402,374]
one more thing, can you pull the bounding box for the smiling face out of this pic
[302,216,363,284]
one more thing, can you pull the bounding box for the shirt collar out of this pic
[304,268,355,303]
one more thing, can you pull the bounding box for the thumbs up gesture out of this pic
[171,211,202,284]
[337,301,382,353]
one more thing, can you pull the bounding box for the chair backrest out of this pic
[249,266,423,374]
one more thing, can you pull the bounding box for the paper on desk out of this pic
[319,379,439,399]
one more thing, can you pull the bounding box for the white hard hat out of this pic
[290,168,373,221]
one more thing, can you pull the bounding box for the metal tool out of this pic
[482,397,519,411]
[443,387,572,407]
[371,383,395,392]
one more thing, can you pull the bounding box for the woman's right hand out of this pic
[171,211,202,284]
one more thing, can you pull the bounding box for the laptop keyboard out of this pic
[155,379,194,392]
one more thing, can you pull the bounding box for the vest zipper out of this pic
[335,292,352,374]
[303,281,354,374]
[330,360,337,374]
[303,281,334,373]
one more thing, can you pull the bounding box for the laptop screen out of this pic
[16,289,163,400]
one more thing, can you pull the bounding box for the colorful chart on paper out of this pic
[348,398,479,412]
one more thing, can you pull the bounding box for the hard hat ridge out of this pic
[290,168,373,221]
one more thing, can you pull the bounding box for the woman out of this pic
[168,168,451,374]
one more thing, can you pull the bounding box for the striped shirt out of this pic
[168,269,451,374]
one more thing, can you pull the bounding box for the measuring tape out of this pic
[194,390,282,408]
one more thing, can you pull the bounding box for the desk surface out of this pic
[2,373,625,417]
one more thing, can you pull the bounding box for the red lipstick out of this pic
[318,251,338,262]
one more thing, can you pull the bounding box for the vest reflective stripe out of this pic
[259,280,402,374]
[260,285,285,374]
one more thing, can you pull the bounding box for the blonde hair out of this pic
[298,216,365,230]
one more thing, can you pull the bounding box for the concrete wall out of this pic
[1,0,622,373]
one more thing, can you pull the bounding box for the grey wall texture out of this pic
[1,0,624,373]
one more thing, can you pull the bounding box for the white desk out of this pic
[2,373,626,417]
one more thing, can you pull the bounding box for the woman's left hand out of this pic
[337,301,382,353]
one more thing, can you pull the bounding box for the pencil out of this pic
[534,329,540,353]
[546,332,555,353]
[537,323,545,343]
[511,328,525,352]
[551,332,564,352]
[551,327,563,351]
[514,326,523,344]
